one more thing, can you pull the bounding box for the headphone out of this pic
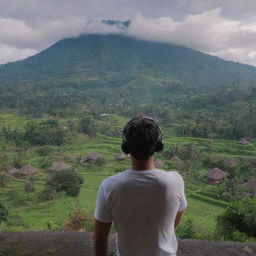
[121,116,164,155]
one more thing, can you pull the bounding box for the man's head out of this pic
[121,116,163,160]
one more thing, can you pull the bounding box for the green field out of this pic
[1,111,255,234]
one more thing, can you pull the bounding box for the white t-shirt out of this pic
[94,169,187,256]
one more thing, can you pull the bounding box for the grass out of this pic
[0,111,255,234]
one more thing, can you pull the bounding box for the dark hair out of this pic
[122,117,162,160]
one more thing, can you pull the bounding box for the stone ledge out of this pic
[0,232,256,256]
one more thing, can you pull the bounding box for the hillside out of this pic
[0,34,256,111]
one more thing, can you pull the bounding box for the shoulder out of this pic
[156,169,183,180]
[155,169,185,187]
[101,170,130,189]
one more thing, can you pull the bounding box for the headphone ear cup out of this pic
[155,140,164,153]
[121,141,130,154]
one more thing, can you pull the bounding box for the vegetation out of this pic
[0,203,8,223]
[216,198,256,241]
[45,169,84,197]
[0,34,256,242]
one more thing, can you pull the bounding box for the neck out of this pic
[131,155,155,171]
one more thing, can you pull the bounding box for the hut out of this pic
[49,162,71,172]
[204,167,228,184]
[154,161,164,169]
[242,179,256,197]
[224,157,240,168]
[15,164,38,179]
[239,138,250,145]
[8,167,19,175]
[116,153,129,161]
[170,156,185,170]
[80,152,101,164]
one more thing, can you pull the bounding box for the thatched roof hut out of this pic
[239,138,250,145]
[80,152,101,164]
[10,164,39,179]
[205,167,227,184]
[116,153,129,161]
[154,161,164,169]
[224,157,240,168]
[19,164,38,175]
[49,162,71,172]
[170,156,185,170]
[242,179,256,196]
[8,167,19,175]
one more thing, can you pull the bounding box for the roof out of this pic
[116,153,129,161]
[242,179,256,192]
[49,162,71,172]
[80,152,101,164]
[8,167,19,175]
[205,168,228,180]
[224,157,240,168]
[154,161,164,169]
[239,138,250,145]
[170,156,183,163]
[19,164,38,175]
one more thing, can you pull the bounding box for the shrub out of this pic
[0,203,8,223]
[36,146,53,156]
[46,169,84,197]
[216,198,256,240]
[39,187,57,202]
[79,117,97,137]
[95,157,107,166]
[176,217,200,239]
[64,207,88,231]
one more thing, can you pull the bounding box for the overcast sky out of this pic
[1,0,256,66]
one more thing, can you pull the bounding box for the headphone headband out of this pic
[123,116,163,142]
[121,116,164,156]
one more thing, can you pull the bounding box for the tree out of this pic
[46,169,84,197]
[0,165,10,193]
[216,198,256,241]
[24,177,35,194]
[0,203,8,223]
[79,117,97,137]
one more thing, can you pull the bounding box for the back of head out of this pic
[121,117,163,160]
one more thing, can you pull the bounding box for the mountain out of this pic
[0,34,256,111]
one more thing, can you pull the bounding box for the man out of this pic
[94,116,187,256]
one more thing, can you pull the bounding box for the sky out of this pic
[1,0,256,66]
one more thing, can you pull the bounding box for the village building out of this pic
[224,157,240,168]
[242,179,256,197]
[116,153,129,161]
[170,156,185,170]
[49,162,71,172]
[80,152,101,164]
[154,161,164,169]
[239,138,250,145]
[8,167,19,175]
[11,164,38,179]
[204,167,228,184]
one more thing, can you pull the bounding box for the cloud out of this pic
[0,44,36,64]
[126,10,256,66]
[1,1,256,66]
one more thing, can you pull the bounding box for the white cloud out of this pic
[126,10,256,66]
[1,3,256,66]
[0,44,36,64]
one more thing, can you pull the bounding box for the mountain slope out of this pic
[0,34,256,111]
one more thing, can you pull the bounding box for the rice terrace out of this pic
[0,32,256,244]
